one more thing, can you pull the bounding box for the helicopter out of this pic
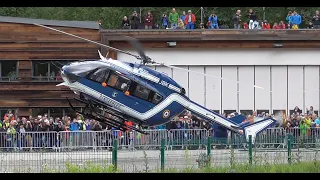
[33,23,277,143]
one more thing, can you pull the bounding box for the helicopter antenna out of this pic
[33,23,264,89]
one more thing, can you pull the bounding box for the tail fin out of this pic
[241,118,277,144]
[98,50,107,60]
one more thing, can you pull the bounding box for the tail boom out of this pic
[185,100,276,143]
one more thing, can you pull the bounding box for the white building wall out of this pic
[205,66,221,112]
[189,66,205,106]
[288,66,304,113]
[221,66,238,112]
[254,66,271,112]
[118,49,320,114]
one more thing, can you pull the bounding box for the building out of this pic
[101,29,320,116]
[0,16,100,118]
[1,16,320,118]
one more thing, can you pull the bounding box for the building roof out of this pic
[0,15,99,30]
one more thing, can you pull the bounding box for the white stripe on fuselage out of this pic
[71,82,236,128]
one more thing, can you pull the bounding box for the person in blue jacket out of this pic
[286,11,293,29]
[180,11,186,29]
[291,11,302,28]
[208,12,219,29]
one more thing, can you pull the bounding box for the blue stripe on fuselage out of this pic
[147,101,185,126]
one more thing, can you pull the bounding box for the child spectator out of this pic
[161,13,169,29]
[243,22,248,29]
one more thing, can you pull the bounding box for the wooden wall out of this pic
[109,40,320,49]
[0,22,100,110]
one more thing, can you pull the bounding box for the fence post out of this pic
[287,135,292,164]
[207,136,211,167]
[248,135,252,165]
[160,138,165,172]
[112,139,118,171]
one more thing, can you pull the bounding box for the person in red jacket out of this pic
[184,10,196,29]
[144,11,153,29]
[243,22,248,29]
[272,22,280,29]
[278,21,286,29]
[262,20,270,29]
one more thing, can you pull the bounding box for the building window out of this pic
[223,110,236,116]
[257,110,269,115]
[31,108,49,117]
[240,110,253,116]
[64,108,81,119]
[211,110,220,114]
[0,109,16,120]
[0,61,17,81]
[32,61,72,81]
[49,108,63,119]
[272,110,284,116]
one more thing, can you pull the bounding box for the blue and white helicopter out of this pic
[34,23,277,143]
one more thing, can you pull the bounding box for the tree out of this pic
[0,7,318,29]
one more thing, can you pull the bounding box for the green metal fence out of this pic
[1,129,320,173]
[110,134,320,172]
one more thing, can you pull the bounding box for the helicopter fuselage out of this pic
[60,58,189,126]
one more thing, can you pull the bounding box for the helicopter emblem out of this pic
[162,110,170,119]
[112,91,118,98]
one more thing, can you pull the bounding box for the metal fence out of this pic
[2,127,320,151]
[1,127,320,172]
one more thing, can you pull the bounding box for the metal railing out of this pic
[31,76,63,82]
[1,127,320,151]
[1,127,320,173]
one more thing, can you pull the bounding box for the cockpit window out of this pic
[107,74,118,87]
[88,68,110,83]
[152,93,162,104]
[133,84,150,100]
[107,71,131,92]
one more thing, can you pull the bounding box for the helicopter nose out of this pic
[61,66,81,84]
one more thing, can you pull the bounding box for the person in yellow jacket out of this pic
[292,23,299,29]
[304,114,312,137]
[6,123,17,151]
[178,18,185,29]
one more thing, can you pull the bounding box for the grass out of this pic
[37,160,320,173]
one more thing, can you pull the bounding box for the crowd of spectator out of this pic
[118,8,320,30]
[1,106,319,134]
[0,106,319,151]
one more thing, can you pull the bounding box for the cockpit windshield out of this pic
[64,61,103,77]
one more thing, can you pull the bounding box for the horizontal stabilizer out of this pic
[56,82,67,87]
[241,118,277,144]
[229,115,246,125]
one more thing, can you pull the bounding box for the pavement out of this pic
[0,148,319,173]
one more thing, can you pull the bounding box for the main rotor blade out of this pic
[157,63,264,89]
[34,23,263,89]
[123,36,152,64]
[33,23,140,59]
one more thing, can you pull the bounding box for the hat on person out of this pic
[188,10,191,13]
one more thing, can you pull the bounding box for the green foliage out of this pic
[1,7,320,29]
[43,161,120,173]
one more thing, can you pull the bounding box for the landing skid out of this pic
[66,97,148,135]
